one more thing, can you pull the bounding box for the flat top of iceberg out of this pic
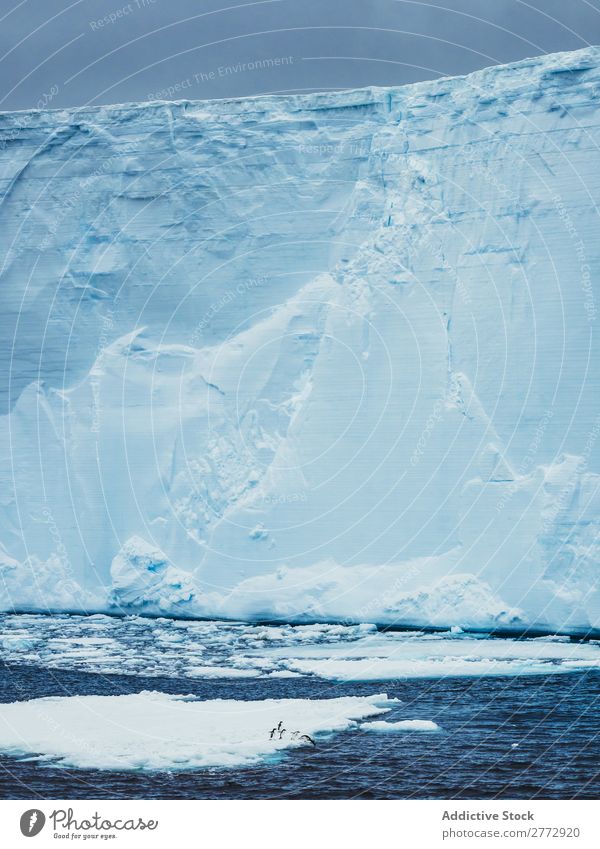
[0,46,598,121]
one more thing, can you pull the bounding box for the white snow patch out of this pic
[2,49,600,634]
[0,691,396,771]
[1,614,598,681]
[361,719,441,732]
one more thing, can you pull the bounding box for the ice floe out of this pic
[2,49,600,634]
[0,691,396,771]
[361,719,441,732]
[0,614,598,681]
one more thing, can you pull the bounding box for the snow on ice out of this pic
[1,48,600,634]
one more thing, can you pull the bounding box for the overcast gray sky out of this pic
[1,0,600,111]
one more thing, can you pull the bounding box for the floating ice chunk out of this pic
[283,643,600,680]
[0,691,397,771]
[186,666,258,679]
[110,536,200,615]
[361,719,440,732]
[2,49,600,633]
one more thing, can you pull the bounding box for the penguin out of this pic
[278,728,287,739]
[299,734,316,746]
[269,727,277,739]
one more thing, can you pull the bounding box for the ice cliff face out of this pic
[1,48,600,634]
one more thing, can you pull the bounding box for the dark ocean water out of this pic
[0,663,598,800]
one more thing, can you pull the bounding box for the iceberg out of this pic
[1,48,600,634]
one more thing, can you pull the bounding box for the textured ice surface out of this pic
[1,614,598,680]
[0,690,394,771]
[1,49,600,633]
[361,719,441,732]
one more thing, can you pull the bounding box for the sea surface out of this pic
[0,615,598,800]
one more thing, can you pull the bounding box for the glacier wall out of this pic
[1,48,600,634]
